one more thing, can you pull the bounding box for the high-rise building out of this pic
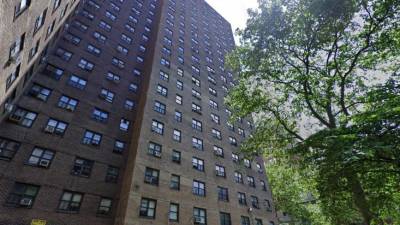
[0,0,278,225]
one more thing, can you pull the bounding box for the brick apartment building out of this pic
[0,0,278,225]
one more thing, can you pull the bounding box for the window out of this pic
[192,137,203,150]
[170,174,180,190]
[151,120,164,135]
[112,57,125,69]
[73,20,88,32]
[0,137,21,161]
[192,180,205,196]
[6,66,20,91]
[154,101,166,114]
[15,0,31,17]
[238,192,247,205]
[58,191,83,212]
[192,157,204,171]
[265,199,273,211]
[212,129,222,140]
[99,20,112,31]
[68,75,87,90]
[192,89,201,100]
[114,140,125,154]
[28,83,51,101]
[44,118,68,135]
[176,80,183,90]
[9,33,25,61]
[6,182,39,208]
[99,88,115,103]
[244,159,251,168]
[93,31,107,43]
[192,77,200,87]
[172,150,181,164]
[238,128,245,137]
[43,63,63,80]
[234,171,243,183]
[169,203,179,221]
[261,181,267,191]
[159,70,169,81]
[175,95,182,104]
[71,157,94,177]
[34,9,47,33]
[97,198,112,215]
[177,68,184,76]
[140,198,156,219]
[58,95,78,111]
[82,130,102,146]
[78,58,94,71]
[82,10,94,20]
[209,99,218,109]
[193,207,207,225]
[209,87,217,96]
[160,57,170,68]
[218,187,229,202]
[232,153,240,163]
[105,166,119,183]
[105,11,116,20]
[215,165,226,177]
[148,142,162,157]
[248,176,256,188]
[174,111,182,122]
[257,163,263,173]
[144,167,159,185]
[121,33,132,44]
[220,212,231,225]
[8,107,37,128]
[173,129,181,142]
[129,83,138,92]
[46,20,56,37]
[87,44,101,56]
[55,48,73,61]
[255,219,263,225]
[192,119,202,131]
[251,196,260,208]
[133,69,141,76]
[162,46,171,56]
[119,118,130,131]
[105,72,121,84]
[156,84,168,96]
[241,216,251,225]
[213,146,224,157]
[92,108,108,123]
[229,136,237,146]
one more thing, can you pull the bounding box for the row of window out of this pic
[5,180,272,225]
[140,197,274,225]
[143,159,267,190]
[8,105,130,135]
[6,182,112,215]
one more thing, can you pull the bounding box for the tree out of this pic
[225,0,400,224]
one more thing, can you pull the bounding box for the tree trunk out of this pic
[346,172,374,225]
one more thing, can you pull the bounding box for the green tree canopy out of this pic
[225,0,400,224]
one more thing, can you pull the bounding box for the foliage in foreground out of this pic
[226,0,400,224]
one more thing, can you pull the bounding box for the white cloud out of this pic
[205,0,258,41]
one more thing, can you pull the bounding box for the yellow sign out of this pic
[31,219,46,225]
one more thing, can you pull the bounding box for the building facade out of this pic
[0,0,278,225]
[0,0,79,119]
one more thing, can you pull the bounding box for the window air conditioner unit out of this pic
[44,126,55,133]
[194,217,202,224]
[39,159,50,168]
[19,198,32,206]
[8,114,22,123]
